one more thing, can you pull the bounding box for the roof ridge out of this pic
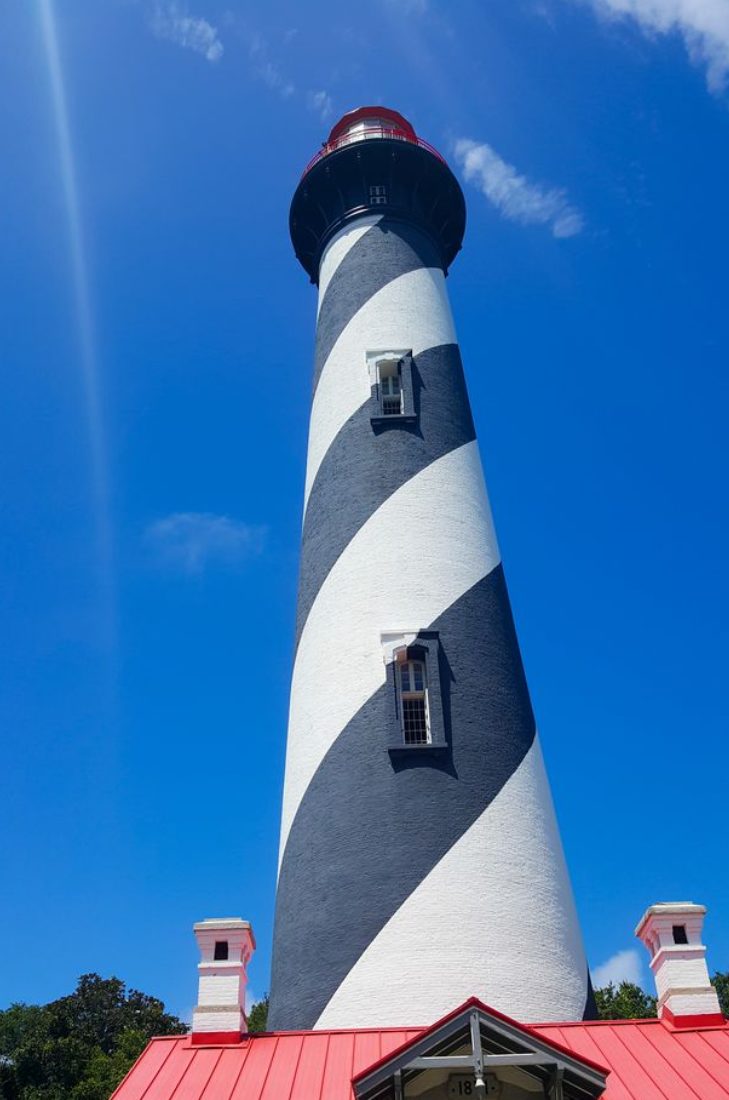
[536,1018,663,1029]
[238,1025,424,1037]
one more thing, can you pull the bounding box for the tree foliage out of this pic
[247,996,269,1034]
[0,974,186,1100]
[712,972,729,1017]
[596,972,729,1021]
[594,981,657,1020]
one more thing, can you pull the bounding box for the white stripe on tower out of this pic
[269,107,593,1032]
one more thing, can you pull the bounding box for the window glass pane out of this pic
[402,697,429,744]
[401,665,410,691]
[413,663,424,691]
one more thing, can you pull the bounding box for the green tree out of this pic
[712,972,729,1017]
[594,981,657,1020]
[247,996,269,1034]
[0,975,186,1100]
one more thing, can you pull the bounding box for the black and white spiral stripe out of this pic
[268,216,593,1032]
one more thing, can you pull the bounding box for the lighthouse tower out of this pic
[269,108,593,1032]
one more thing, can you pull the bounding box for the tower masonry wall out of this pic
[269,212,592,1032]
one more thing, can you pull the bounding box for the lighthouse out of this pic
[268,108,594,1032]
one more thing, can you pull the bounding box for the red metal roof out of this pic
[112,1015,729,1100]
[538,1017,729,1100]
[111,1027,422,1100]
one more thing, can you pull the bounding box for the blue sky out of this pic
[2,0,728,1018]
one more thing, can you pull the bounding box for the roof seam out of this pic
[613,1025,700,1100]
[258,1035,279,1100]
[582,1027,640,1100]
[675,1034,729,1095]
[166,1043,204,1100]
[137,1039,180,1100]
[226,1034,253,1097]
[322,1030,332,1100]
[637,1024,715,1098]
[286,1033,306,1100]
[695,1030,729,1071]
[193,1048,224,1100]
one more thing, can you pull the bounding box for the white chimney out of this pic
[191,918,255,1044]
[636,902,723,1027]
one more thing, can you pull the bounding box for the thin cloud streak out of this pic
[454,138,584,238]
[146,513,268,575]
[307,89,334,121]
[248,32,295,97]
[151,3,223,62]
[582,0,729,92]
[38,0,115,641]
[382,0,429,12]
[222,16,334,116]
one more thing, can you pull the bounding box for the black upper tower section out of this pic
[290,106,466,283]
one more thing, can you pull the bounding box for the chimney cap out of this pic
[635,902,706,938]
[193,917,253,931]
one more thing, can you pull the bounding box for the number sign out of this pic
[447,1074,499,1097]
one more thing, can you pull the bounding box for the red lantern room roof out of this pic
[327,106,417,144]
[300,107,445,179]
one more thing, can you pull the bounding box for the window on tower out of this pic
[398,653,430,744]
[214,940,229,961]
[369,183,388,205]
[382,632,447,754]
[367,350,417,427]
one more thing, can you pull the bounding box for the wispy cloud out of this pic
[581,0,729,92]
[222,17,335,119]
[248,32,295,98]
[453,138,584,238]
[592,948,645,989]
[145,513,267,574]
[151,3,223,63]
[307,89,334,121]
